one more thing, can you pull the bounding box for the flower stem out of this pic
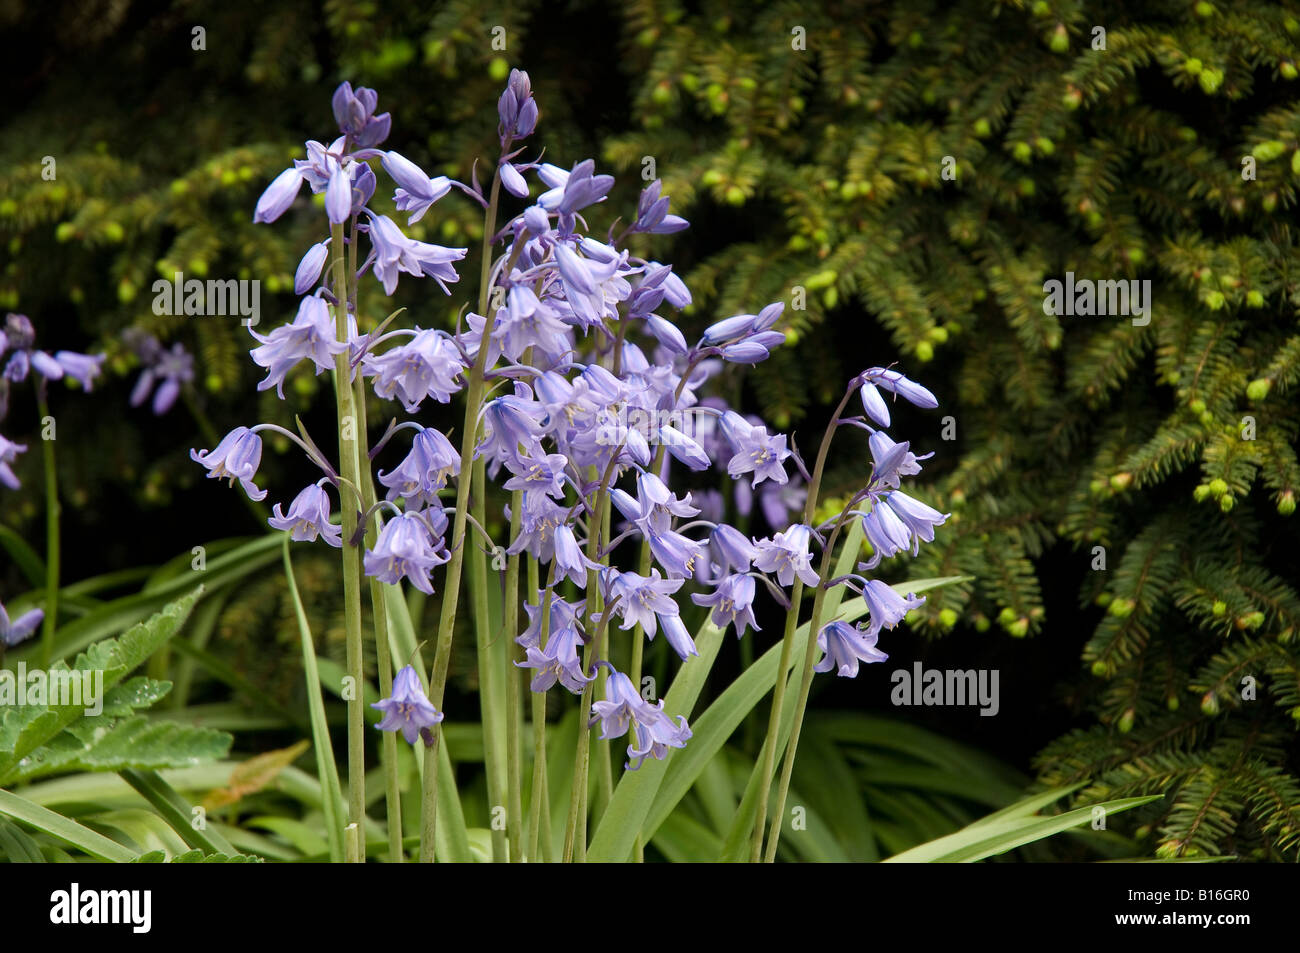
[352,372,404,864]
[469,455,507,863]
[35,394,57,670]
[420,168,503,862]
[328,220,367,861]
[503,490,525,862]
[525,554,550,863]
[749,384,855,862]
[763,512,853,862]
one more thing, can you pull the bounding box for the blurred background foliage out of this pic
[2,0,1299,860]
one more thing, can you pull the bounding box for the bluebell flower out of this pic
[366,213,467,295]
[498,68,538,141]
[814,620,888,678]
[130,342,193,416]
[881,491,949,553]
[0,600,43,647]
[0,434,26,490]
[372,665,443,745]
[476,394,547,468]
[332,82,391,148]
[294,241,331,295]
[516,596,585,652]
[589,664,692,769]
[859,498,913,569]
[191,426,267,501]
[381,152,452,225]
[753,524,820,588]
[630,180,688,234]
[253,168,306,224]
[859,367,938,426]
[720,411,790,487]
[363,328,467,411]
[50,351,106,390]
[517,624,593,694]
[378,426,460,506]
[363,512,450,594]
[503,451,569,498]
[497,285,571,361]
[658,612,700,660]
[269,482,342,547]
[647,527,705,580]
[553,523,597,587]
[861,579,925,638]
[868,431,925,489]
[607,568,684,637]
[249,296,347,398]
[691,572,760,637]
[505,492,568,561]
[710,524,757,573]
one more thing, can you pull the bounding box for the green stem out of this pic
[327,220,367,860]
[750,384,855,862]
[503,490,524,862]
[469,456,507,863]
[763,513,852,862]
[352,372,404,864]
[526,554,550,863]
[421,168,504,862]
[36,394,58,670]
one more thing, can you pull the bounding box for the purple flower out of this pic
[249,296,347,398]
[1,600,43,647]
[0,434,27,490]
[859,367,938,426]
[881,490,949,553]
[710,525,757,573]
[589,664,692,769]
[720,411,790,487]
[498,68,538,141]
[377,426,460,507]
[269,483,342,548]
[130,342,193,415]
[506,492,568,561]
[332,82,391,148]
[753,524,820,588]
[647,528,705,580]
[607,568,684,637]
[516,596,586,652]
[51,351,106,390]
[190,426,267,501]
[868,431,926,489]
[363,512,450,594]
[692,572,760,637]
[658,613,699,660]
[366,213,467,295]
[372,665,443,745]
[814,620,889,678]
[859,499,912,569]
[861,579,925,637]
[503,451,569,498]
[476,394,546,468]
[553,523,596,587]
[294,241,331,295]
[517,624,593,694]
[381,152,452,225]
[630,180,688,234]
[363,328,467,411]
[253,168,306,224]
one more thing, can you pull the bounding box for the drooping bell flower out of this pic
[190,426,267,501]
[814,620,889,678]
[268,482,342,548]
[372,665,443,745]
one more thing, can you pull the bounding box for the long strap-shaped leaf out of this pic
[0,788,138,861]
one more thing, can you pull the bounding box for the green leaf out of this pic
[882,794,1164,863]
[0,524,45,588]
[0,588,202,783]
[0,788,138,861]
[9,717,230,783]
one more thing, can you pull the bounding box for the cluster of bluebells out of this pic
[0,312,105,491]
[195,72,948,772]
